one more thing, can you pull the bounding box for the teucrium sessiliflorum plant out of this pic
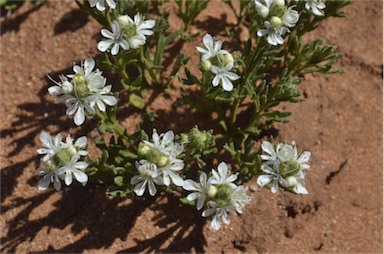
[36,0,352,231]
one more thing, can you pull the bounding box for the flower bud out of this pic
[138,143,151,157]
[214,184,233,207]
[285,176,298,187]
[206,185,218,198]
[274,0,285,7]
[62,81,73,94]
[223,53,234,66]
[157,155,170,168]
[259,6,269,18]
[201,60,212,72]
[117,15,130,28]
[73,74,88,98]
[66,146,78,157]
[270,16,282,28]
[45,159,57,171]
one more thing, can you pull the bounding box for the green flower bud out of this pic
[73,74,89,98]
[206,185,218,198]
[45,159,57,171]
[188,127,213,152]
[280,161,301,176]
[201,60,212,72]
[66,146,77,157]
[157,155,170,168]
[138,143,151,157]
[270,2,286,18]
[274,0,285,7]
[270,16,282,28]
[54,149,71,166]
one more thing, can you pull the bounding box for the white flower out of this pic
[254,0,273,18]
[56,155,88,186]
[36,132,63,162]
[88,0,116,11]
[282,6,300,28]
[48,58,117,126]
[202,201,233,231]
[65,96,96,126]
[143,130,179,156]
[210,162,238,187]
[67,58,106,92]
[257,163,287,193]
[36,168,62,191]
[258,140,311,194]
[36,132,89,191]
[131,160,163,196]
[196,33,229,62]
[183,172,212,210]
[98,21,129,56]
[231,185,252,213]
[88,85,118,112]
[210,61,239,92]
[304,0,326,16]
[257,21,289,46]
[159,155,185,187]
[117,13,156,49]
[62,135,88,157]
[47,75,73,103]
[190,162,252,231]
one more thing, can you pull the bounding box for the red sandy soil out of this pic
[1,0,383,253]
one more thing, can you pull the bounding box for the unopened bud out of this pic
[285,176,298,187]
[201,60,212,72]
[157,155,170,168]
[274,0,285,6]
[270,16,282,28]
[138,143,151,157]
[66,146,77,157]
[223,53,234,66]
[117,15,130,28]
[62,81,73,94]
[73,74,88,98]
[259,6,269,18]
[206,185,218,198]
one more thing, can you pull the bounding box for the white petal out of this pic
[98,40,113,52]
[257,175,273,187]
[134,180,147,196]
[148,180,157,196]
[73,169,88,183]
[221,76,234,91]
[111,43,120,56]
[75,136,87,148]
[64,171,73,186]
[186,192,199,201]
[183,179,200,191]
[38,174,52,190]
[74,106,85,126]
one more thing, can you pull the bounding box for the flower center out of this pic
[138,143,170,168]
[279,161,301,176]
[212,184,233,207]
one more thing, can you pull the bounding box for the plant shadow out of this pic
[1,182,206,253]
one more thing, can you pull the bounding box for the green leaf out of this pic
[129,93,145,109]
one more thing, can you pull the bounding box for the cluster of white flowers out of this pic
[131,130,185,196]
[183,162,251,230]
[98,13,156,55]
[197,33,239,92]
[257,140,311,194]
[48,58,117,126]
[36,132,89,191]
[255,0,300,46]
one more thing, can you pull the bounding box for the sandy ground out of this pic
[1,0,383,253]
